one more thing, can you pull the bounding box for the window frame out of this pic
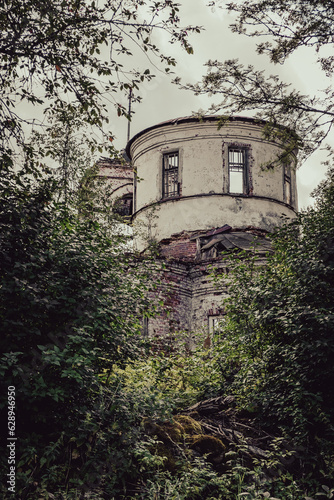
[113,192,133,219]
[162,151,180,199]
[283,164,292,205]
[142,316,149,337]
[208,315,226,346]
[228,146,249,195]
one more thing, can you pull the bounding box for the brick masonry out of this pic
[147,229,268,340]
[147,257,229,339]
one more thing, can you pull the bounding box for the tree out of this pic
[0,167,161,497]
[224,0,334,62]
[0,3,202,495]
[185,0,334,163]
[0,0,201,168]
[30,108,99,209]
[217,163,334,449]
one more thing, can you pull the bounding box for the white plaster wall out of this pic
[134,195,295,247]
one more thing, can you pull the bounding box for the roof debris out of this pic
[159,226,272,261]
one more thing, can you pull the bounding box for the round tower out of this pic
[127,116,298,250]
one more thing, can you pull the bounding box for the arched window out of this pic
[113,193,133,218]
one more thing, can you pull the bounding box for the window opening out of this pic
[228,148,247,194]
[142,316,149,337]
[113,193,133,218]
[208,315,225,334]
[284,166,292,205]
[163,152,179,198]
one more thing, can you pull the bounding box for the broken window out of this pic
[142,316,149,337]
[284,165,292,205]
[208,315,225,337]
[113,193,133,219]
[163,152,179,198]
[228,148,248,194]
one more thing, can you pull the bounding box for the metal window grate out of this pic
[284,168,292,205]
[163,152,179,198]
[228,148,247,194]
[229,149,245,172]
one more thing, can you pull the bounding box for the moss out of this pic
[143,418,185,443]
[142,419,184,471]
[173,415,202,435]
[190,434,226,462]
[154,442,178,472]
[142,418,227,471]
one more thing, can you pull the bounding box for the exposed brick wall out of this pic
[159,232,197,261]
[147,259,230,338]
[188,263,229,336]
[147,230,268,339]
[148,261,191,337]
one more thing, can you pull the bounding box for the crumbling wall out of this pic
[97,157,133,211]
[147,226,270,339]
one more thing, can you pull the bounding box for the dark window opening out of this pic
[163,152,179,198]
[284,166,292,205]
[142,316,149,337]
[113,193,133,218]
[228,148,248,194]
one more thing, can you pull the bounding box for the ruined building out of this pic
[103,116,298,338]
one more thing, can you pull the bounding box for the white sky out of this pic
[110,0,330,210]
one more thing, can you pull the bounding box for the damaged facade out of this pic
[103,116,298,337]
[97,156,133,219]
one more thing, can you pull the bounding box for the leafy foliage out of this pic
[0,0,201,166]
[1,159,334,497]
[183,0,334,162]
[216,165,334,448]
[0,167,160,497]
[113,331,223,410]
[29,109,99,208]
[225,0,334,63]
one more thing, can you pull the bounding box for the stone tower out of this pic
[127,115,297,251]
[124,116,298,337]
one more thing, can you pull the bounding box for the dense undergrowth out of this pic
[1,165,334,498]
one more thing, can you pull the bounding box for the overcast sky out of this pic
[111,0,330,210]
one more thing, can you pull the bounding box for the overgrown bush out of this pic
[216,166,334,459]
[0,168,160,497]
[113,331,223,410]
[2,162,334,498]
